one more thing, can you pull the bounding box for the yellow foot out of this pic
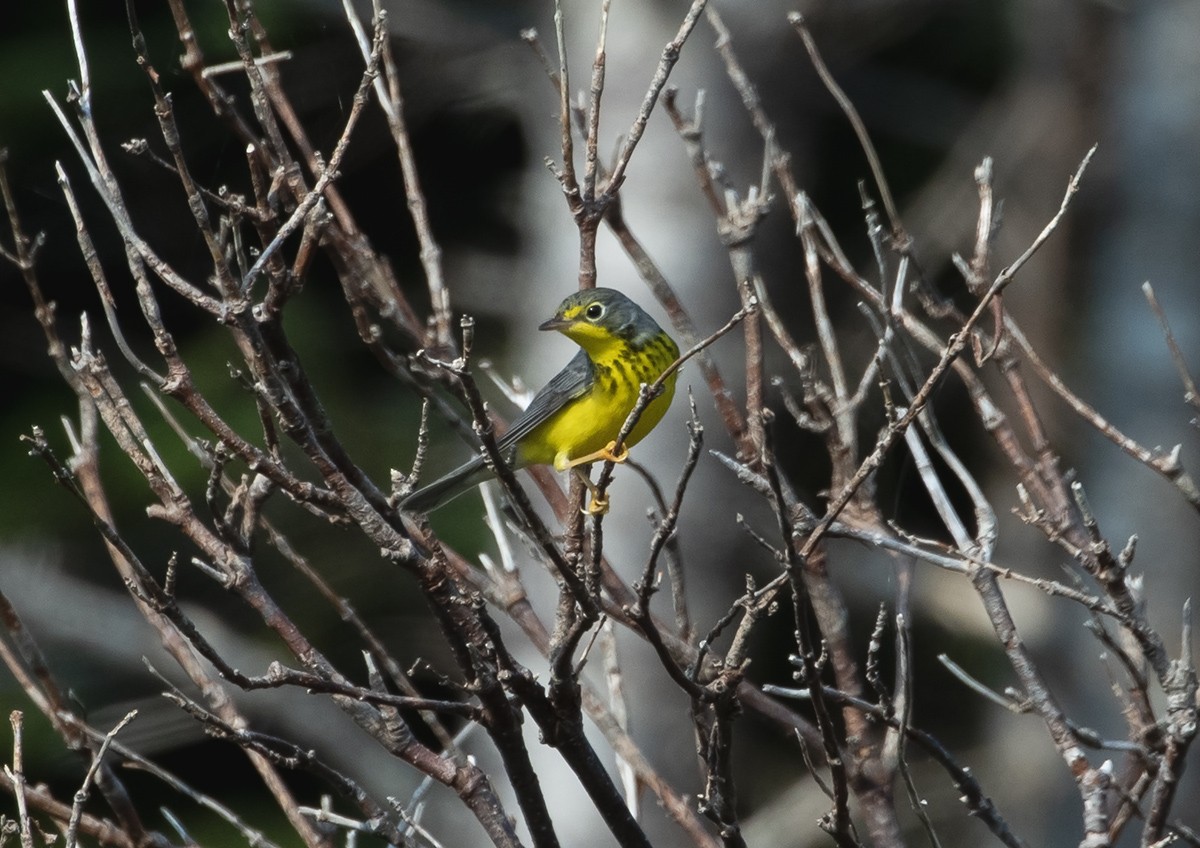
[571,466,612,515]
[564,440,630,469]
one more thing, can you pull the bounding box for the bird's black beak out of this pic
[538,316,570,332]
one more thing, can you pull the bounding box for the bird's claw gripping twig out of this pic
[565,440,629,468]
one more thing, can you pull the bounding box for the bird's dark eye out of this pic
[585,302,605,321]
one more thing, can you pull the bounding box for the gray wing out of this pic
[399,350,592,512]
[498,349,593,450]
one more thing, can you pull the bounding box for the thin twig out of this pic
[789,13,904,245]
[1142,282,1200,415]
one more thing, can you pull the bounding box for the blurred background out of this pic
[1,0,1198,845]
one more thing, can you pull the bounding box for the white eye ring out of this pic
[585,302,605,321]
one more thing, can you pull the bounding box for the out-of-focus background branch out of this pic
[1,1,1198,846]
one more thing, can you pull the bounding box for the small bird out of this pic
[401,288,680,514]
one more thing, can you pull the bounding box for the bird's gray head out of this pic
[538,287,664,348]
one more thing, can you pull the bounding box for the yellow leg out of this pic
[571,467,610,515]
[562,440,629,469]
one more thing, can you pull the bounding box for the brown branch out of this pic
[1143,282,1200,417]
[788,13,906,247]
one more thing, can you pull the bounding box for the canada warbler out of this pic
[401,288,679,513]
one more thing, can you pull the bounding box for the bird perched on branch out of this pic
[400,287,679,514]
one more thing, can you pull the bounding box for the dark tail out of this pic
[398,455,494,513]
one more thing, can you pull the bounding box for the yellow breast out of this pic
[520,336,678,470]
